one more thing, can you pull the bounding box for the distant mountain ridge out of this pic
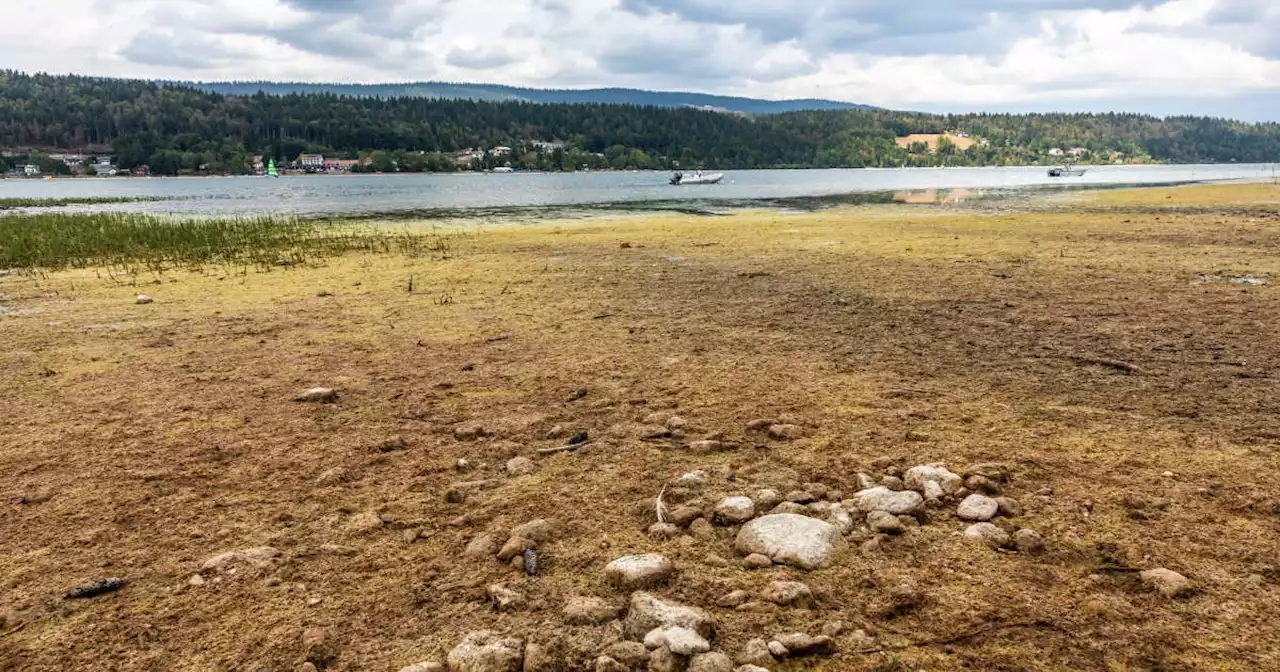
[182,80,875,115]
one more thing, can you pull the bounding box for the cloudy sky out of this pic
[4,0,1280,120]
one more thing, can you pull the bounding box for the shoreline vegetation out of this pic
[0,196,172,209]
[3,182,1280,670]
[3,71,1280,177]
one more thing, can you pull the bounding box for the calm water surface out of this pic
[1,164,1275,218]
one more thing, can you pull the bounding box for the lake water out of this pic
[2,164,1276,218]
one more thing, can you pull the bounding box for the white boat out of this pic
[670,170,724,185]
[1048,165,1087,177]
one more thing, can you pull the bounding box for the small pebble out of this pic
[743,553,773,569]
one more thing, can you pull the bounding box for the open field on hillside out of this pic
[3,183,1280,671]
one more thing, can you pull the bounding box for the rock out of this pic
[855,473,877,491]
[453,423,487,441]
[606,554,674,589]
[511,519,556,543]
[666,416,688,430]
[505,457,538,477]
[594,657,628,672]
[898,515,920,528]
[754,489,783,509]
[957,494,999,521]
[903,464,963,495]
[648,647,680,672]
[648,522,682,539]
[690,440,731,453]
[848,629,876,650]
[761,581,814,607]
[881,476,905,491]
[995,497,1022,517]
[523,642,554,672]
[345,510,384,534]
[963,523,1010,549]
[135,294,153,305]
[315,467,350,486]
[679,470,710,488]
[201,547,281,572]
[743,554,773,569]
[965,475,1002,495]
[850,487,924,516]
[668,505,704,528]
[487,584,524,612]
[716,590,751,608]
[738,639,775,667]
[688,652,733,672]
[714,497,755,524]
[465,534,500,559]
[767,424,798,440]
[766,641,789,658]
[1013,529,1045,554]
[447,631,524,672]
[965,463,1011,482]
[498,537,535,562]
[826,507,854,534]
[821,621,845,637]
[785,490,816,504]
[773,633,835,656]
[397,663,444,672]
[869,583,925,619]
[294,387,337,403]
[446,479,498,504]
[644,626,710,655]
[735,667,769,672]
[602,641,648,667]
[922,480,945,503]
[1035,487,1053,496]
[736,514,846,570]
[623,592,716,641]
[1141,568,1195,598]
[769,502,809,515]
[867,510,905,534]
[564,596,621,625]
[688,518,714,538]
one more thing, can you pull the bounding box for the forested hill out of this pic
[185,81,872,115]
[2,71,1278,175]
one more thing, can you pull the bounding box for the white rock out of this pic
[855,473,877,491]
[957,494,999,521]
[606,554,674,589]
[735,514,847,570]
[849,487,924,515]
[761,581,814,607]
[135,294,153,305]
[714,496,756,524]
[1013,528,1045,554]
[505,456,538,476]
[903,463,963,495]
[644,626,710,655]
[622,592,716,641]
[564,596,621,625]
[826,507,854,534]
[963,522,1010,549]
[738,639,775,667]
[754,488,783,509]
[736,667,770,672]
[922,480,945,502]
[767,640,789,658]
[446,631,524,672]
[397,663,444,672]
[679,470,710,488]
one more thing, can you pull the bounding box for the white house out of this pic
[1068,147,1089,157]
[23,164,40,176]
[93,161,117,176]
[491,146,512,157]
[298,154,324,169]
[1047,148,1065,157]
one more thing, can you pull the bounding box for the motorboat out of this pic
[1048,165,1087,177]
[670,170,724,185]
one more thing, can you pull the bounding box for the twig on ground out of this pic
[536,442,589,455]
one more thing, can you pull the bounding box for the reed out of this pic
[0,212,450,274]
[0,196,170,210]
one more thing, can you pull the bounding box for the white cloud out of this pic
[0,0,1277,119]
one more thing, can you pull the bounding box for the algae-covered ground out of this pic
[2,182,1280,671]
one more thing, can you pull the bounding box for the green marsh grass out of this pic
[0,212,451,274]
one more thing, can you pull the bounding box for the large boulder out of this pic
[849,487,924,516]
[735,514,846,570]
[622,592,716,642]
[446,631,523,672]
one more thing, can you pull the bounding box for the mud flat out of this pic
[2,183,1279,670]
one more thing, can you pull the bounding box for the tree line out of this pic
[1,71,1277,176]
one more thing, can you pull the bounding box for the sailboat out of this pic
[267,159,279,178]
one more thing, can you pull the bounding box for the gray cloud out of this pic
[446,46,519,70]
[118,29,238,69]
